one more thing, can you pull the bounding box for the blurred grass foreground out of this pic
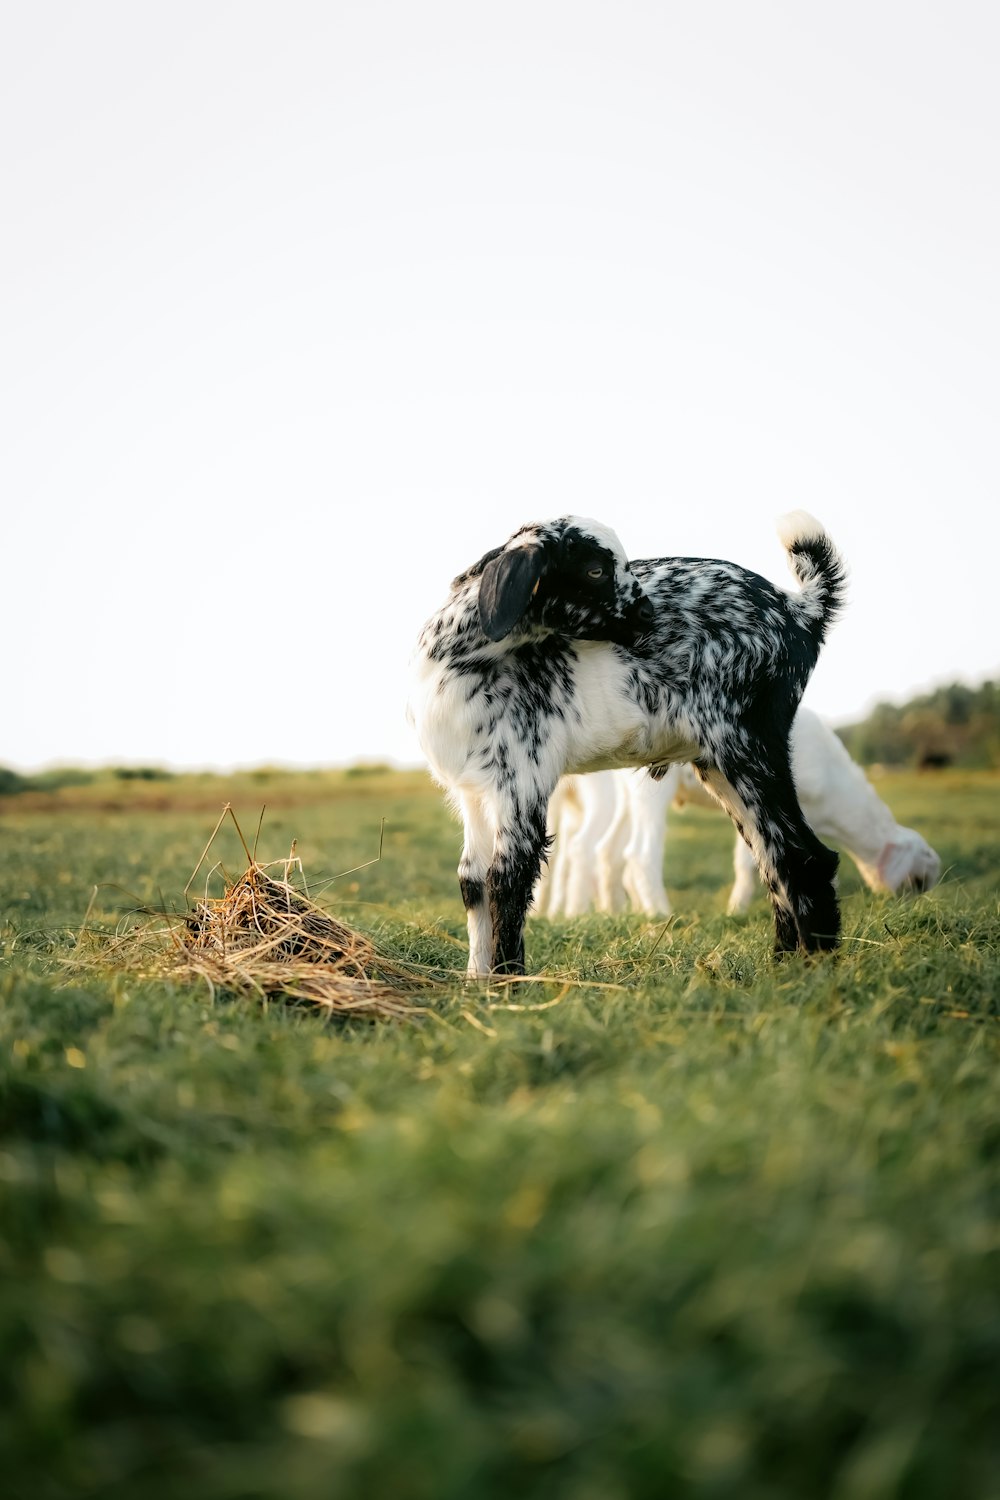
[1,764,999,1499]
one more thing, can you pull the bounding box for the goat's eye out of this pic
[587,566,604,580]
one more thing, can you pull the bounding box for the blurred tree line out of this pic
[0,765,174,796]
[837,680,1000,768]
[2,684,997,794]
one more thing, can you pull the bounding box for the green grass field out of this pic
[2,768,998,1499]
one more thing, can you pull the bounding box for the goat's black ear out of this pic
[478,545,545,641]
[452,546,504,589]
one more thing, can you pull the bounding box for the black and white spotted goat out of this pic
[408,513,847,974]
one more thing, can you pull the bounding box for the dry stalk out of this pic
[77,806,431,1022]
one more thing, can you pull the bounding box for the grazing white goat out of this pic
[535,708,941,918]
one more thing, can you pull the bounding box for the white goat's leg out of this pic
[563,772,616,916]
[595,775,630,913]
[544,780,583,917]
[622,770,676,915]
[728,832,760,913]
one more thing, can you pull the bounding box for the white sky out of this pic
[4,2,998,771]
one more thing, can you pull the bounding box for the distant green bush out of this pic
[838,679,1000,768]
[14,766,98,792]
[110,766,175,782]
[0,765,179,794]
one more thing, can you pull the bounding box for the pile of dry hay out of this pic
[82,806,431,1021]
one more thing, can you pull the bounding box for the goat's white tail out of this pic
[776,511,847,642]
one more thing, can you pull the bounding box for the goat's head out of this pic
[874,830,942,894]
[465,517,654,646]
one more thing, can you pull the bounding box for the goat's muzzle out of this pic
[618,591,656,646]
[563,588,656,647]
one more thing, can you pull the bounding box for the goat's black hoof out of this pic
[800,927,841,955]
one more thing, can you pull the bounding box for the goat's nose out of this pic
[637,597,655,625]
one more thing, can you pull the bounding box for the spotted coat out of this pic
[408,511,847,974]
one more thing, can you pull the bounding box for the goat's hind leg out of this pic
[697,752,840,955]
[767,767,840,952]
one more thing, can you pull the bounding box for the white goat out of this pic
[535,708,941,919]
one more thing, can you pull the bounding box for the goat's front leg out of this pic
[622,768,676,916]
[458,792,496,977]
[488,801,551,975]
[594,776,630,913]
